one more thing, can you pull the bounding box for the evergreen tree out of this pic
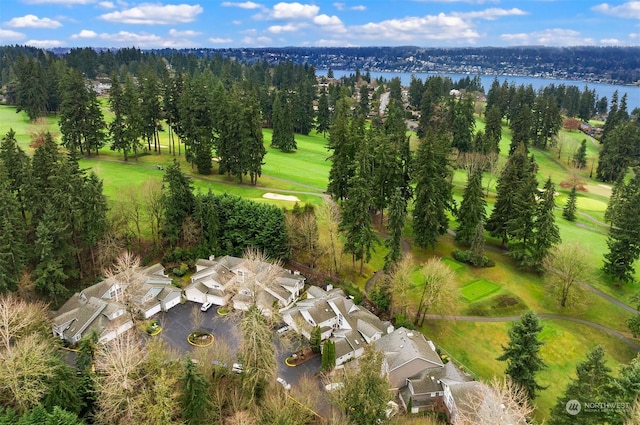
[383,188,407,270]
[563,185,578,221]
[161,159,196,247]
[138,65,162,153]
[180,72,216,174]
[271,91,296,152]
[573,139,587,169]
[0,129,30,221]
[456,167,487,246]
[603,173,640,283]
[597,121,640,183]
[487,143,536,246]
[484,104,503,154]
[14,56,48,120]
[509,105,532,154]
[531,178,561,270]
[469,221,488,267]
[0,168,26,291]
[316,88,331,136]
[505,155,538,268]
[450,93,475,153]
[548,346,615,425]
[181,354,210,425]
[310,326,321,354]
[497,311,547,401]
[413,133,454,249]
[33,205,70,301]
[327,96,355,201]
[321,340,336,371]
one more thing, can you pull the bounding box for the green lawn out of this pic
[460,279,501,301]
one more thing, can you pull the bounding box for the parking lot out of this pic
[155,301,321,392]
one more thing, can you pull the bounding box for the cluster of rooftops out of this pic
[50,255,522,423]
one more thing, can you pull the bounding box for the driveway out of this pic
[154,301,321,391]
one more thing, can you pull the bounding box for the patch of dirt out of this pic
[559,181,588,192]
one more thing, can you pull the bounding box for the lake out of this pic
[318,69,640,111]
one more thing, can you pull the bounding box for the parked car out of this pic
[201,302,213,312]
[276,325,290,335]
[232,363,244,374]
[276,377,291,390]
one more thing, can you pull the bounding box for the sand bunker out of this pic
[262,192,300,202]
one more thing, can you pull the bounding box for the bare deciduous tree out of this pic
[455,377,533,425]
[389,254,414,317]
[191,304,204,332]
[0,293,49,349]
[543,242,591,308]
[94,331,148,425]
[317,201,342,276]
[142,178,163,245]
[414,257,457,326]
[0,333,60,413]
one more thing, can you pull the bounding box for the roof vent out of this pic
[407,332,414,338]
[400,345,404,349]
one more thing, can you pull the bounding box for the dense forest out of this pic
[1,44,640,425]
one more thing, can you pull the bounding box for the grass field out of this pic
[460,279,501,301]
[2,101,639,422]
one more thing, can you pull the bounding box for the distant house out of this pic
[184,255,306,316]
[282,285,393,366]
[51,264,181,344]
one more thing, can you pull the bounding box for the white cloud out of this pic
[208,37,233,43]
[241,35,272,45]
[349,13,479,43]
[5,14,63,28]
[600,38,622,45]
[592,2,640,19]
[71,29,98,38]
[232,20,243,25]
[333,2,365,10]
[26,39,63,47]
[630,32,639,39]
[0,28,26,41]
[267,23,299,33]
[454,8,528,20]
[314,14,342,26]
[98,1,115,8]
[500,29,595,46]
[221,1,262,9]
[100,3,203,25]
[271,2,319,20]
[168,28,201,37]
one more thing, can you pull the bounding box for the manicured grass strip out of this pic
[460,279,501,301]
[442,257,464,271]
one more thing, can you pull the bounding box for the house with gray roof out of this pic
[51,264,181,344]
[184,255,306,316]
[282,285,393,366]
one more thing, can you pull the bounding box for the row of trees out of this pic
[0,130,108,298]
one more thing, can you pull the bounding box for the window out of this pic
[108,285,123,300]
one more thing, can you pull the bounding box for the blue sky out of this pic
[0,0,639,49]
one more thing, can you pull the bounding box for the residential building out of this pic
[51,264,181,344]
[184,255,306,316]
[282,285,393,366]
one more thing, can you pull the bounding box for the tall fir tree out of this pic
[563,185,578,221]
[530,177,561,270]
[316,88,331,137]
[573,139,587,169]
[161,159,196,248]
[497,311,547,401]
[384,187,407,271]
[548,346,616,425]
[487,142,537,247]
[0,166,27,291]
[327,96,355,201]
[456,167,487,246]
[484,104,503,154]
[597,121,640,183]
[181,354,210,425]
[271,91,296,152]
[0,129,30,221]
[602,173,640,283]
[413,133,454,249]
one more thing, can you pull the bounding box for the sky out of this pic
[0,0,639,49]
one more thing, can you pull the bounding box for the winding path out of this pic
[424,313,640,352]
